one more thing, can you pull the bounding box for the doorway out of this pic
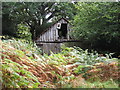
[58,23,67,39]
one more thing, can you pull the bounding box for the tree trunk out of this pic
[30,26,35,41]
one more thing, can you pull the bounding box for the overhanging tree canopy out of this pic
[2,2,76,40]
[71,2,120,55]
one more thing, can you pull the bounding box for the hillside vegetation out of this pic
[1,39,119,88]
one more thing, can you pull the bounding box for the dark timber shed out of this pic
[36,17,72,54]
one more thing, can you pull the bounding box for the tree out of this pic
[2,2,76,41]
[2,2,18,37]
[72,2,120,55]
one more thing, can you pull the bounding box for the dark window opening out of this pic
[58,23,67,39]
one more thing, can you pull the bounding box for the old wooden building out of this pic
[36,17,72,54]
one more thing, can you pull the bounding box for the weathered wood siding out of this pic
[37,18,70,42]
[36,18,72,54]
[40,43,61,55]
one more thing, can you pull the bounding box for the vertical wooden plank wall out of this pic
[37,18,70,54]
[41,43,61,54]
[38,18,68,42]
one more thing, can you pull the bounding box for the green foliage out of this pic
[1,39,43,88]
[2,39,41,55]
[79,79,118,88]
[2,2,76,40]
[16,23,32,41]
[2,59,40,88]
[1,39,119,88]
[61,46,118,65]
[71,2,120,55]
[74,65,93,74]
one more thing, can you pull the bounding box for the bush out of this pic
[1,39,119,88]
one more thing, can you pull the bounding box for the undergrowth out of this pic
[1,39,119,88]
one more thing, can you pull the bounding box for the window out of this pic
[57,23,61,29]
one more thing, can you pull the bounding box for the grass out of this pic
[80,80,118,88]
